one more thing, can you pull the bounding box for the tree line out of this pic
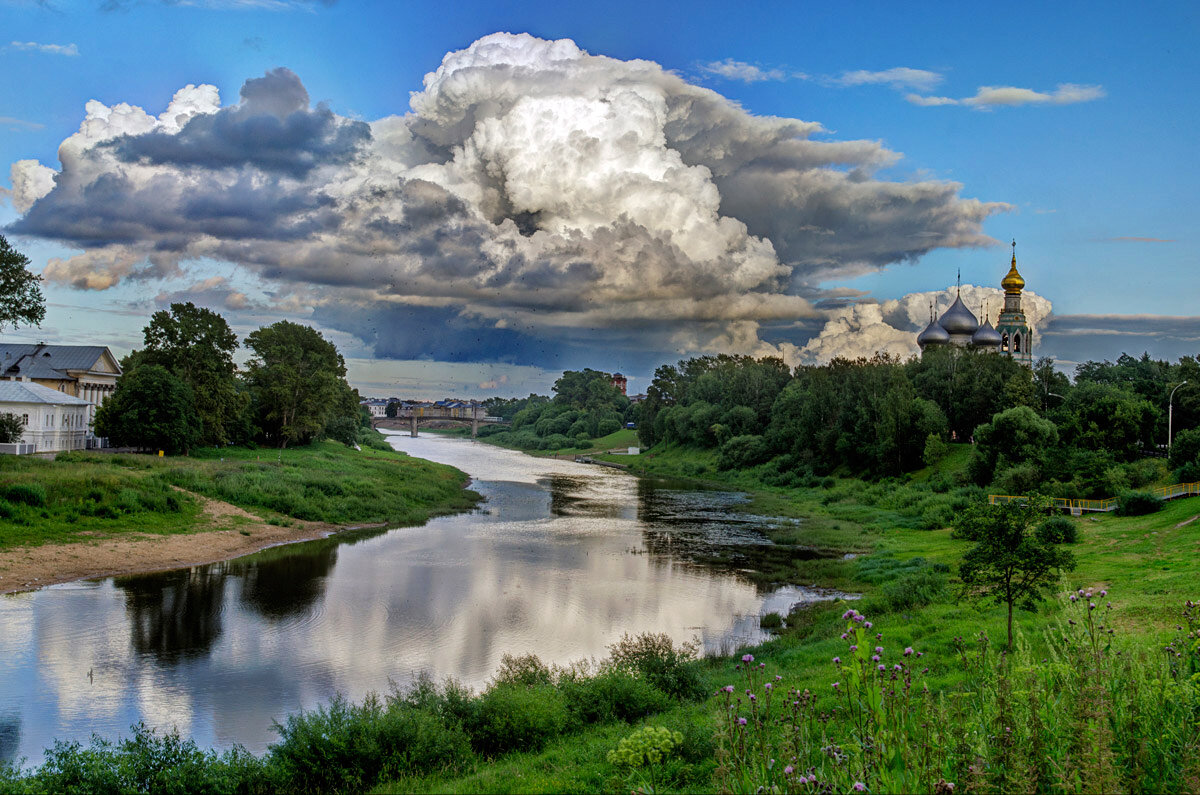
[474,369,634,451]
[634,349,1200,497]
[95,303,367,454]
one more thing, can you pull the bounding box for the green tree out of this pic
[94,365,200,454]
[135,302,243,446]
[0,235,45,331]
[0,413,25,443]
[970,406,1060,485]
[956,497,1077,649]
[244,321,350,449]
[384,401,398,418]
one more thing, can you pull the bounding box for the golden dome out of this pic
[1002,242,1025,294]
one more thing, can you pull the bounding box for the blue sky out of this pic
[1,0,1197,397]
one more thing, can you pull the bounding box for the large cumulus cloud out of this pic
[8,33,1008,366]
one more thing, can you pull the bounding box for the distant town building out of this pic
[360,398,390,417]
[611,372,627,395]
[0,381,92,453]
[917,242,1032,364]
[0,344,122,435]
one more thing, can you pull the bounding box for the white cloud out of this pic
[0,116,45,131]
[9,40,79,56]
[699,58,787,83]
[837,67,943,92]
[10,33,1006,368]
[907,82,1106,109]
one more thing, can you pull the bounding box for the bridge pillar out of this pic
[410,415,418,438]
[472,417,479,438]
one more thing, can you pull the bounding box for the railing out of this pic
[990,482,1200,513]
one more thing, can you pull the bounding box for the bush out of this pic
[492,653,552,688]
[560,668,671,726]
[2,483,46,507]
[472,684,568,755]
[1116,490,1163,516]
[992,462,1040,495]
[269,694,471,794]
[716,435,770,471]
[607,632,705,701]
[1039,515,1079,544]
[880,567,946,612]
[759,612,783,629]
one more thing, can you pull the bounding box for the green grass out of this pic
[0,437,479,550]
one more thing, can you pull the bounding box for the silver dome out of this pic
[917,319,951,348]
[938,295,979,335]
[971,318,1002,348]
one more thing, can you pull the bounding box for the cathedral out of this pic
[917,242,1033,365]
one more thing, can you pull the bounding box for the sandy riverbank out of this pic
[0,490,382,595]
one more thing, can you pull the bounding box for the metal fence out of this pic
[989,482,1200,514]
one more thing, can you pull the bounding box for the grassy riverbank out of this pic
[0,434,478,551]
[5,435,1199,793]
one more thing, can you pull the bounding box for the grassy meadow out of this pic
[0,435,478,550]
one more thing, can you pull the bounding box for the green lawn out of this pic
[0,438,478,550]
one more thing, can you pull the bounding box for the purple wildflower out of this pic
[864,621,873,629]
[784,765,794,775]
[832,682,840,690]
[904,647,913,656]
[833,657,841,664]
[874,646,884,654]
[853,783,867,792]
[1069,594,1077,602]
[877,664,886,672]
[742,654,754,663]
[738,717,747,726]
[849,645,858,652]
[723,685,734,693]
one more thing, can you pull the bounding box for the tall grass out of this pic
[713,593,1200,794]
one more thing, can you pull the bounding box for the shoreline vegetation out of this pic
[4,430,1200,791]
[0,433,479,594]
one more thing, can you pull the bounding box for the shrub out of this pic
[2,483,46,507]
[472,684,568,755]
[492,653,552,688]
[992,462,1040,495]
[920,502,955,530]
[607,632,705,701]
[1116,490,1163,516]
[716,435,771,470]
[880,567,946,612]
[560,668,671,726]
[759,612,783,629]
[1039,515,1079,544]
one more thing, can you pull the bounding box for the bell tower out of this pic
[995,240,1032,365]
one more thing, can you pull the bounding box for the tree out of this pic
[136,302,243,446]
[0,413,24,443]
[93,365,200,454]
[385,400,399,419]
[0,235,45,331]
[969,405,1060,485]
[244,321,350,448]
[956,498,1077,649]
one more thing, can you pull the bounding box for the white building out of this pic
[0,344,121,435]
[0,381,92,453]
[360,398,390,418]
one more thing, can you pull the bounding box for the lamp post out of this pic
[1169,381,1189,451]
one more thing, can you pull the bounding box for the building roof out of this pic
[0,381,92,406]
[937,295,979,335]
[0,344,120,381]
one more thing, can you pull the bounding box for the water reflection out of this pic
[119,567,227,662]
[0,434,846,765]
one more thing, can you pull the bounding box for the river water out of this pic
[0,433,842,764]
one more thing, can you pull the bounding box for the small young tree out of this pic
[956,496,1077,649]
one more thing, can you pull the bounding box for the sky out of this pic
[1,0,1197,399]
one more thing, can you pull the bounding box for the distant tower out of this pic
[610,372,627,395]
[996,241,1033,365]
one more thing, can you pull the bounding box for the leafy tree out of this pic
[0,413,25,443]
[970,406,1060,486]
[135,302,243,446]
[0,235,45,331]
[1169,427,1200,480]
[385,401,399,419]
[244,321,351,449]
[94,365,200,454]
[1058,381,1157,462]
[956,497,1077,649]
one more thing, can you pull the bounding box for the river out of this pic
[0,433,843,764]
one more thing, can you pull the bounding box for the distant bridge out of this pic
[374,405,508,438]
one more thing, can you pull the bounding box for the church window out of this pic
[1001,333,1009,352]
[1013,333,1021,354]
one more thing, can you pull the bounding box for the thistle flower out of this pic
[833,657,842,665]
[849,645,858,652]
[738,717,747,725]
[864,621,873,629]
[1069,594,1078,602]
[877,664,886,672]
[904,647,913,656]
[1100,589,1107,597]
[784,765,794,775]
[875,646,884,654]
[872,655,881,662]
[832,682,840,690]
[742,654,754,663]
[853,783,867,792]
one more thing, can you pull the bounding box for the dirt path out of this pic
[0,492,381,595]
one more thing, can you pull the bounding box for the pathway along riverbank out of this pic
[0,439,479,594]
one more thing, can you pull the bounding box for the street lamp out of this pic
[1169,381,1189,451]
